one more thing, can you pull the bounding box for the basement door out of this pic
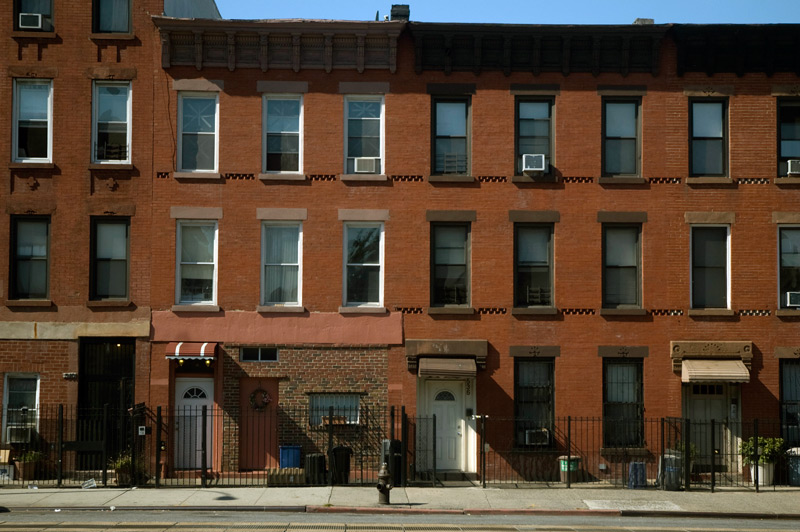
[684,383,741,473]
[427,380,465,471]
[175,378,214,469]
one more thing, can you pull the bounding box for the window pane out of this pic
[434,226,467,264]
[605,227,638,266]
[692,139,723,175]
[18,84,49,120]
[348,101,380,118]
[347,265,380,303]
[692,102,723,138]
[347,226,380,264]
[780,228,800,306]
[693,227,727,267]
[180,264,214,301]
[606,102,636,137]
[606,363,637,403]
[96,223,127,260]
[15,260,47,298]
[605,267,638,306]
[181,133,215,171]
[17,221,48,258]
[97,85,128,122]
[436,102,466,136]
[97,0,130,32]
[784,361,800,402]
[264,265,298,303]
[21,0,51,14]
[310,394,359,425]
[605,139,636,174]
[519,120,550,137]
[781,140,800,158]
[96,260,127,298]
[267,100,300,132]
[181,225,214,263]
[182,98,216,133]
[434,139,467,173]
[517,226,549,264]
[7,377,37,409]
[519,102,549,120]
[264,225,299,264]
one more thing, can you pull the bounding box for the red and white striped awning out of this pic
[165,342,217,360]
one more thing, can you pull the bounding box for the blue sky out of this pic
[214,0,800,24]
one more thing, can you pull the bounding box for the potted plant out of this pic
[740,436,785,486]
[14,450,42,481]
[110,451,148,487]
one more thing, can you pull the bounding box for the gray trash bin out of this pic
[788,448,800,486]
[661,452,682,491]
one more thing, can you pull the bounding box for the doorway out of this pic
[174,378,214,469]
[683,382,741,473]
[426,380,465,471]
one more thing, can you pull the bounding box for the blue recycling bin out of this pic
[280,445,301,468]
[628,461,647,489]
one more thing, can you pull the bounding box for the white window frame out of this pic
[13,79,53,164]
[309,393,360,426]
[343,95,385,174]
[262,94,303,174]
[261,221,302,307]
[690,224,731,309]
[342,222,384,307]
[177,92,219,173]
[92,81,132,164]
[175,220,218,305]
[2,373,40,444]
[779,225,800,309]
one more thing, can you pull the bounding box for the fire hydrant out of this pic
[377,462,392,504]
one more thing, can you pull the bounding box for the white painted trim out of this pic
[261,221,303,307]
[262,94,303,175]
[342,221,384,307]
[689,224,731,309]
[91,80,132,164]
[175,220,219,305]
[2,373,40,445]
[343,95,385,175]
[177,92,219,173]
[12,79,53,163]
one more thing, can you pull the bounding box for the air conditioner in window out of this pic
[522,153,546,174]
[18,13,43,30]
[787,291,800,307]
[788,160,800,176]
[354,157,376,173]
[524,428,549,446]
[6,425,32,444]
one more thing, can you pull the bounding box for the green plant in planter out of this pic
[17,450,43,463]
[109,451,148,486]
[740,436,785,465]
[670,440,699,462]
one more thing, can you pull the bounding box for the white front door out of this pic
[175,378,214,469]
[684,383,740,471]
[428,380,464,471]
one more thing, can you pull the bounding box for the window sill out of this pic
[257,305,306,314]
[598,177,647,185]
[174,172,221,180]
[12,31,57,39]
[511,174,558,183]
[776,309,800,317]
[686,177,734,185]
[600,447,649,458]
[5,299,52,308]
[776,177,800,185]
[87,300,132,308]
[600,308,648,316]
[338,306,387,314]
[511,306,558,316]
[688,308,736,317]
[340,174,388,182]
[89,163,133,171]
[427,306,475,315]
[428,174,475,183]
[258,173,306,181]
[89,33,135,41]
[9,162,54,170]
[171,304,220,313]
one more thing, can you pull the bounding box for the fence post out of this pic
[432,413,437,487]
[327,406,334,486]
[481,415,486,489]
[201,405,208,488]
[390,406,395,441]
[567,416,572,489]
[56,405,63,487]
[102,404,109,487]
[754,418,759,493]
[155,406,162,489]
[710,418,716,493]
[401,406,407,487]
[659,417,664,491]
[684,418,691,492]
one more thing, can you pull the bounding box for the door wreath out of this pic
[249,388,272,411]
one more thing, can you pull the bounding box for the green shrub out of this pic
[740,436,785,465]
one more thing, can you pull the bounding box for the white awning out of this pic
[681,359,750,383]
[165,342,217,360]
[418,358,476,379]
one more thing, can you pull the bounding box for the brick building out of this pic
[2,1,800,484]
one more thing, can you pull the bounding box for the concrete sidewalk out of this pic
[1,485,799,519]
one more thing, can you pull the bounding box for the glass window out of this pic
[309,394,360,426]
[93,82,131,163]
[781,360,800,447]
[433,99,469,175]
[515,358,554,446]
[3,375,39,442]
[603,225,641,308]
[690,100,727,176]
[514,224,552,307]
[345,97,383,174]
[241,347,279,362]
[176,221,217,304]
[91,218,129,300]
[780,227,800,308]
[344,223,383,306]
[262,222,301,306]
[431,223,469,306]
[691,226,729,309]
[779,101,800,177]
[263,96,301,173]
[603,359,644,448]
[93,0,130,33]
[179,93,218,172]
[10,216,49,300]
[517,99,552,175]
[13,79,52,163]
[14,0,53,32]
[603,99,640,176]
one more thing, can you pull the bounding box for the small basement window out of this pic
[240,347,279,362]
